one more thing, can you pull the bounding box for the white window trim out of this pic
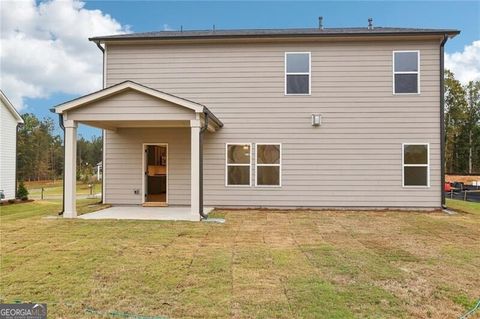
[393,50,421,95]
[402,143,430,188]
[225,143,252,187]
[285,52,311,96]
[255,143,282,187]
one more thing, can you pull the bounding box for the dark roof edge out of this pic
[89,30,460,42]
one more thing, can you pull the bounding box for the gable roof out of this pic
[0,90,24,124]
[53,81,223,127]
[90,27,460,42]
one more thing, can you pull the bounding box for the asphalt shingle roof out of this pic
[90,27,460,42]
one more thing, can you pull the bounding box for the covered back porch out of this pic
[54,81,222,220]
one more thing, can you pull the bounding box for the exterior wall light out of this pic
[312,114,321,126]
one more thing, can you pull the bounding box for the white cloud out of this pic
[445,40,480,85]
[0,0,129,110]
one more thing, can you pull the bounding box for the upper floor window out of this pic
[402,143,429,187]
[393,51,420,94]
[285,52,311,95]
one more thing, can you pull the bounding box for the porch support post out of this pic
[64,120,77,218]
[190,120,201,219]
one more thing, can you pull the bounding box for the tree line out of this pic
[17,113,102,182]
[444,71,480,174]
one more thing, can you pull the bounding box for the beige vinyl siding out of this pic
[105,39,441,208]
[67,89,195,122]
[104,128,190,205]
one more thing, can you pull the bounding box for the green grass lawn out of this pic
[447,198,480,215]
[0,199,108,222]
[25,180,101,199]
[1,204,479,318]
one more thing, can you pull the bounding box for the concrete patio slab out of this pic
[79,206,214,221]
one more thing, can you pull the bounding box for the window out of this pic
[226,144,251,186]
[393,51,420,94]
[256,144,281,186]
[402,143,429,187]
[285,52,310,95]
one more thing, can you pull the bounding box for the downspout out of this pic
[440,34,448,209]
[94,41,105,204]
[50,109,65,215]
[199,112,209,219]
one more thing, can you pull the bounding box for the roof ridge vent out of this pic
[368,18,373,30]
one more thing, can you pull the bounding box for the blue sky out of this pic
[85,0,478,53]
[6,0,480,139]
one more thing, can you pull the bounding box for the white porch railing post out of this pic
[190,120,201,219]
[64,120,77,218]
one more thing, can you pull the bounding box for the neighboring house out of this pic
[0,90,24,200]
[53,26,460,219]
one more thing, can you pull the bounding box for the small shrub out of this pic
[8,199,15,204]
[17,182,29,200]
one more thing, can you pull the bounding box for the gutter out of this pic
[199,112,209,219]
[50,108,65,215]
[440,34,448,209]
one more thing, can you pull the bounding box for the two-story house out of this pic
[53,26,459,219]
